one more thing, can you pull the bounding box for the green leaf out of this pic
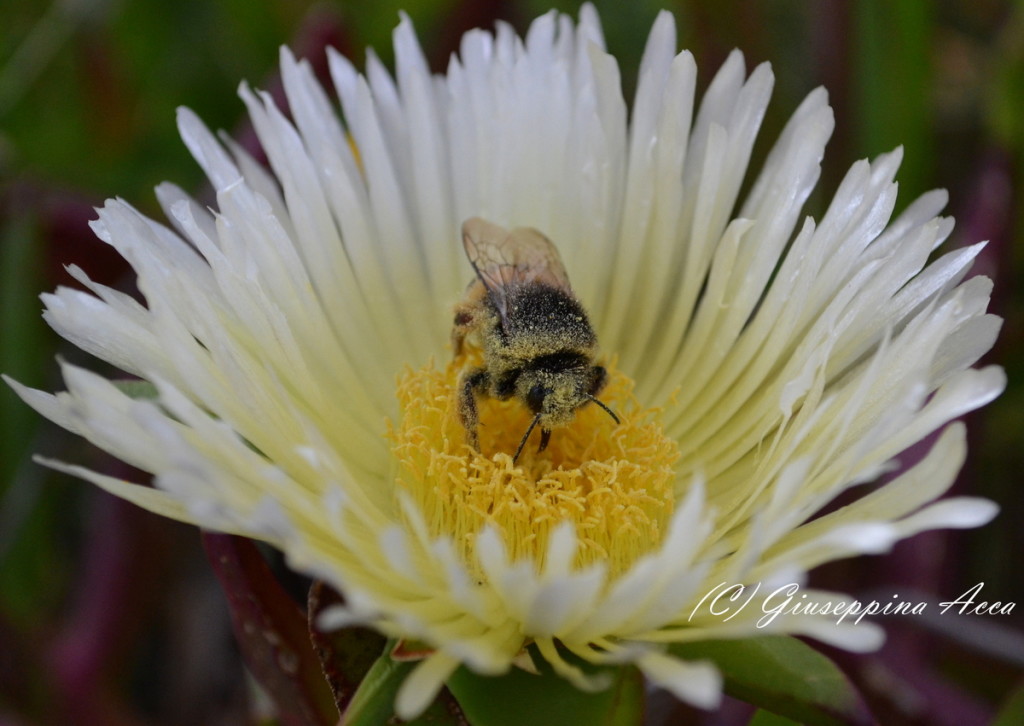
[0,211,46,485]
[340,645,468,726]
[340,649,417,726]
[337,647,421,724]
[993,678,1024,726]
[0,210,63,625]
[853,0,934,204]
[447,660,644,726]
[307,582,387,713]
[986,8,1024,148]
[669,637,873,726]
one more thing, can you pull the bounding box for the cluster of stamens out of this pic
[388,359,679,576]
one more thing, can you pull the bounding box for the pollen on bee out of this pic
[387,358,679,576]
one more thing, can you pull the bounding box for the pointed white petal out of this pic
[637,651,722,709]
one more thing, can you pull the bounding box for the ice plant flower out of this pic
[6,5,1005,719]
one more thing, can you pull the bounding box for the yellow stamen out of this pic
[389,359,678,577]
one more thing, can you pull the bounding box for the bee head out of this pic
[511,364,619,463]
[514,370,567,426]
[518,365,614,429]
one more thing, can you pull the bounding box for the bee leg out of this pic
[451,304,475,357]
[588,365,608,396]
[458,367,488,451]
[537,428,551,453]
[513,414,542,465]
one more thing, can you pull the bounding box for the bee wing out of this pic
[461,217,573,322]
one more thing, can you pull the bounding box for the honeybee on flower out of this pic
[452,217,619,462]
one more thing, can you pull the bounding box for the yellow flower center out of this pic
[389,358,678,577]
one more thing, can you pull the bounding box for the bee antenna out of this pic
[587,395,621,425]
[513,413,542,465]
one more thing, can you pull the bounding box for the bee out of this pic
[452,217,620,463]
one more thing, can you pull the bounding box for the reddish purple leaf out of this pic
[202,533,337,726]
[306,581,386,713]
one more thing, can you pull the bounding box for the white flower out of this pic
[5,5,1004,719]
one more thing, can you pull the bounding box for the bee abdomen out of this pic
[502,284,597,349]
[528,351,590,373]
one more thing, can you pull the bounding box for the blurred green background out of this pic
[1,1,1022,725]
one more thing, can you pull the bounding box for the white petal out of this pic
[395,652,461,720]
[33,457,202,526]
[893,497,998,535]
[637,651,722,709]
